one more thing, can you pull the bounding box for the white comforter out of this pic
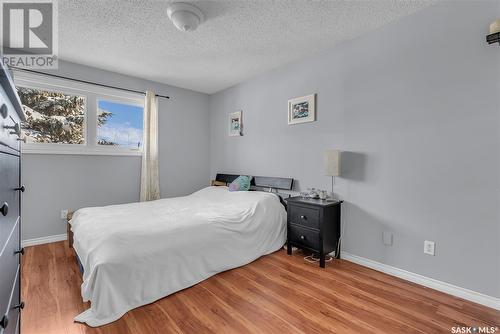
[70,186,286,327]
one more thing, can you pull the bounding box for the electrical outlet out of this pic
[382,232,393,246]
[424,240,435,256]
[60,209,68,220]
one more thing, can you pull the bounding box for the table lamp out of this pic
[324,149,341,199]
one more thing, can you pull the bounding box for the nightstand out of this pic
[286,197,342,267]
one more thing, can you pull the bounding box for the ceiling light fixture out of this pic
[167,2,204,32]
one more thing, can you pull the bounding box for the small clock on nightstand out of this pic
[285,197,343,268]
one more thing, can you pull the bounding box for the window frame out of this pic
[14,70,145,156]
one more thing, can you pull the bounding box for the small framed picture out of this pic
[288,94,315,125]
[229,110,242,136]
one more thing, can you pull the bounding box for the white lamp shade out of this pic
[324,150,341,176]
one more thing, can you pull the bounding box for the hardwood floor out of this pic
[21,241,499,334]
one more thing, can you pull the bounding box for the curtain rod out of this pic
[10,67,170,99]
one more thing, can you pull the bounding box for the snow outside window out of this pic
[17,86,86,144]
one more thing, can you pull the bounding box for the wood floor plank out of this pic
[227,268,377,334]
[21,242,500,334]
[176,284,251,334]
[258,254,459,332]
[123,304,179,334]
[268,251,498,328]
[202,273,304,333]
[197,284,267,334]
[247,258,438,333]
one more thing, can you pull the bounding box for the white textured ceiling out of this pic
[59,0,434,94]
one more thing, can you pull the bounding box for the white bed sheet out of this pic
[70,186,287,326]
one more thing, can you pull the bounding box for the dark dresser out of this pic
[286,196,342,268]
[0,63,25,334]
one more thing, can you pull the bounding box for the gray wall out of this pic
[22,61,210,240]
[209,1,500,298]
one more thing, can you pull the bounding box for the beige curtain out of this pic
[140,91,160,201]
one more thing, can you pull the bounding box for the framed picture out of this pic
[229,110,242,136]
[288,94,315,125]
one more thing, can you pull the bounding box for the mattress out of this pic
[69,186,287,326]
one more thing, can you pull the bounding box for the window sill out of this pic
[21,147,143,156]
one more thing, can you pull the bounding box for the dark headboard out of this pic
[215,173,294,191]
[253,176,293,190]
[214,174,240,185]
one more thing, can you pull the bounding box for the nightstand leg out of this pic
[320,254,325,268]
[287,241,292,255]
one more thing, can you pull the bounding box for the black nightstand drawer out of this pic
[289,224,320,251]
[289,205,320,230]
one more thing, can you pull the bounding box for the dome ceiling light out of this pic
[167,2,205,32]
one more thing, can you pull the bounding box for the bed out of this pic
[69,174,293,327]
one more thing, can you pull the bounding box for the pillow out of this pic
[228,175,251,192]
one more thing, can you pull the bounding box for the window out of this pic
[18,86,86,144]
[14,71,145,155]
[97,100,143,150]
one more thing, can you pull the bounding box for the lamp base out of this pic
[329,175,336,200]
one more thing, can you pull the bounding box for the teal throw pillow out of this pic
[228,175,251,192]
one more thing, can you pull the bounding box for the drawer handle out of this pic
[0,202,8,216]
[13,302,24,310]
[4,122,20,134]
[300,235,305,240]
[14,185,25,192]
[300,215,307,220]
[0,104,7,119]
[5,123,21,137]
[14,248,24,256]
[0,314,8,329]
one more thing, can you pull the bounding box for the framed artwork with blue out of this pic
[288,94,315,125]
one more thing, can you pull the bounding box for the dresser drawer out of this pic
[1,266,20,334]
[0,153,20,249]
[0,219,19,326]
[288,204,320,230]
[289,224,320,251]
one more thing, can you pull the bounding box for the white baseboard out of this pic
[341,252,500,311]
[21,234,67,247]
